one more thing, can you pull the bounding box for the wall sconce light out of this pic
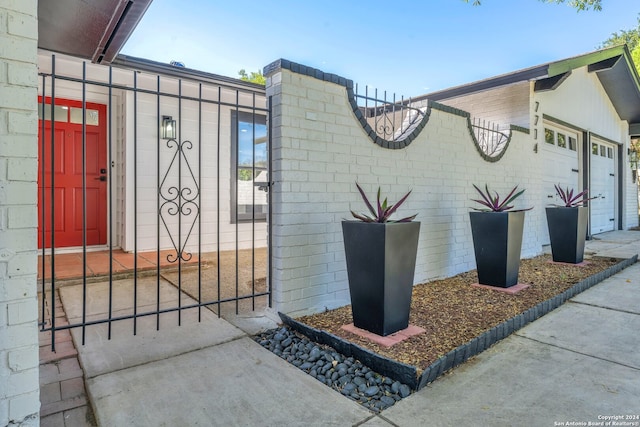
[161,115,176,140]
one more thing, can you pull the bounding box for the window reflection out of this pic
[232,111,268,222]
[545,128,555,145]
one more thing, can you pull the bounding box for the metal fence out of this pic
[353,84,426,142]
[470,117,510,158]
[37,54,271,350]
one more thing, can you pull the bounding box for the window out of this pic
[592,143,599,155]
[38,104,68,122]
[545,128,555,145]
[231,111,268,222]
[557,133,566,148]
[607,147,613,159]
[600,145,607,157]
[568,136,577,151]
[70,107,99,125]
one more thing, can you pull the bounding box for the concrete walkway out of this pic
[59,231,640,426]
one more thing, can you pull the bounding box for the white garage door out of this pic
[541,126,580,243]
[590,139,616,234]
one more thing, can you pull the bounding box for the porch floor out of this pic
[37,249,203,281]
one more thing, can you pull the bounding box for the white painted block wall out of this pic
[0,1,41,425]
[267,66,544,317]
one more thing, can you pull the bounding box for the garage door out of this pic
[590,139,616,234]
[541,126,580,243]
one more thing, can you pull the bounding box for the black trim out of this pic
[618,144,624,230]
[113,54,265,91]
[583,131,591,240]
[264,58,430,149]
[533,72,571,92]
[231,110,268,224]
[589,131,620,147]
[542,114,586,133]
[419,66,549,102]
[587,55,622,73]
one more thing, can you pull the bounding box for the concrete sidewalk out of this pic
[61,231,640,426]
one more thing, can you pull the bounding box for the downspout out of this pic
[618,144,624,230]
[583,131,592,239]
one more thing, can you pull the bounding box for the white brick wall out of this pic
[0,1,40,426]
[267,66,543,317]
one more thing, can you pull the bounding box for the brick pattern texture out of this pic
[0,1,40,426]
[266,67,545,317]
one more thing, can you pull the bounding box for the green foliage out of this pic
[601,15,640,52]
[600,15,640,76]
[238,69,266,85]
[238,169,254,181]
[632,45,640,70]
[464,0,602,11]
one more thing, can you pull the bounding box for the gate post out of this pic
[0,1,41,425]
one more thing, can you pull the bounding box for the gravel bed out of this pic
[254,326,412,412]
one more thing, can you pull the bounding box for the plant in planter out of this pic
[342,183,419,336]
[469,184,532,288]
[546,184,595,264]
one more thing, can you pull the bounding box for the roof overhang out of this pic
[111,55,266,92]
[423,45,640,133]
[38,0,153,64]
[587,53,640,125]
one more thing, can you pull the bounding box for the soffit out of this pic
[38,0,153,64]
[589,55,640,125]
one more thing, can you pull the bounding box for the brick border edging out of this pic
[279,255,637,391]
[264,58,532,157]
[264,58,431,150]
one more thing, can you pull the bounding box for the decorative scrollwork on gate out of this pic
[159,138,200,263]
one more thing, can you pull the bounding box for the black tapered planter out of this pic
[546,207,588,264]
[469,211,525,288]
[342,221,420,336]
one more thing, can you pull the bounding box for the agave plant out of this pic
[350,183,417,223]
[553,184,596,207]
[471,184,532,212]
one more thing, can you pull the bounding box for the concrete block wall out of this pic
[0,1,41,426]
[265,60,544,317]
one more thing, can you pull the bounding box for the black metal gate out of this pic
[37,53,271,350]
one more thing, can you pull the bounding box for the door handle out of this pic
[254,181,270,192]
[95,176,107,181]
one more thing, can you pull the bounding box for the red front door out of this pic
[38,97,107,248]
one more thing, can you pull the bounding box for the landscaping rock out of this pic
[253,326,412,412]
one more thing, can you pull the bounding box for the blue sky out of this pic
[121,0,638,98]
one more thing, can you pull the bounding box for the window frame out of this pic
[230,110,268,224]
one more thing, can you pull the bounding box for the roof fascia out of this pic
[533,71,572,92]
[547,45,627,77]
[112,54,266,91]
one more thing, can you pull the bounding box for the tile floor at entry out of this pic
[37,249,202,281]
